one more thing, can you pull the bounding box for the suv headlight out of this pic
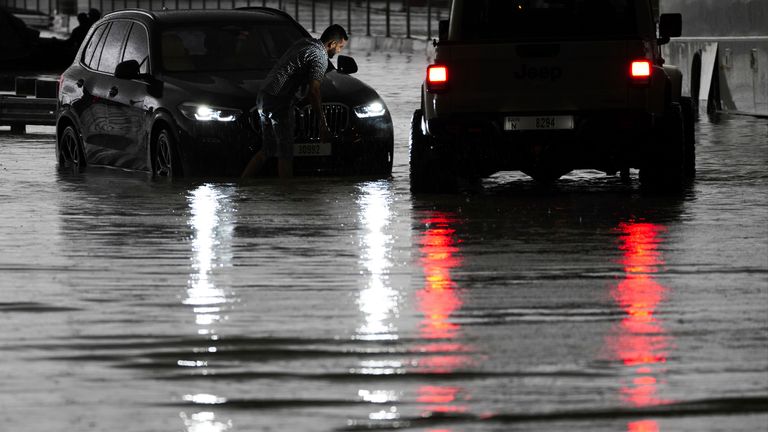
[178,103,241,122]
[353,101,386,118]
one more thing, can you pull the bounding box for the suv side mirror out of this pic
[658,13,682,45]
[438,19,449,41]
[337,55,358,75]
[114,59,141,80]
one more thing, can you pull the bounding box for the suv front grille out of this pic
[294,103,349,141]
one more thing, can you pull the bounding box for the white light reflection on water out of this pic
[185,184,235,334]
[179,411,232,432]
[355,181,399,341]
[181,184,236,432]
[354,182,404,414]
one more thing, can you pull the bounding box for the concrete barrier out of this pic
[660,0,768,117]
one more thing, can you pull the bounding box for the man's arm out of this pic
[308,79,332,142]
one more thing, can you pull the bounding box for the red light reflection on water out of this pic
[628,419,660,432]
[415,213,470,418]
[418,216,462,341]
[610,222,673,431]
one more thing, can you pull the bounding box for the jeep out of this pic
[410,0,695,192]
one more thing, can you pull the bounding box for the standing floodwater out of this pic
[1,51,767,431]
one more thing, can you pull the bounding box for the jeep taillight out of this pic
[426,64,448,92]
[630,60,651,84]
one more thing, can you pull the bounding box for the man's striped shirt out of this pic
[261,37,328,100]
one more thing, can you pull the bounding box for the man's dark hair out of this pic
[320,24,349,43]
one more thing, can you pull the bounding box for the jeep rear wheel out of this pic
[640,103,685,189]
[409,110,457,193]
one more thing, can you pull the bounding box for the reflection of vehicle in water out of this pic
[659,0,768,117]
[56,8,394,178]
[411,0,697,192]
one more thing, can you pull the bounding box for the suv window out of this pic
[97,20,130,73]
[161,22,304,72]
[123,22,149,74]
[457,0,637,41]
[82,23,108,69]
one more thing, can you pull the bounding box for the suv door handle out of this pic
[76,79,84,88]
[108,86,118,97]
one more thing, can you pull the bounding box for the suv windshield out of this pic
[457,0,638,41]
[161,22,304,72]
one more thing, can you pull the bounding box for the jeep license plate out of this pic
[294,142,332,156]
[504,115,574,131]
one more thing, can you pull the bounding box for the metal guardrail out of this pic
[1,0,452,40]
[0,76,58,132]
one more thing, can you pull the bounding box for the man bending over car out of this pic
[241,24,349,178]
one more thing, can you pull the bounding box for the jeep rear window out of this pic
[458,0,638,40]
[161,22,304,72]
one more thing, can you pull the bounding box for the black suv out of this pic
[411,0,695,192]
[56,8,394,177]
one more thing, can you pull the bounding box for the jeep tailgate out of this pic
[435,40,648,113]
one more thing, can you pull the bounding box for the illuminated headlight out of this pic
[354,101,386,118]
[178,103,241,122]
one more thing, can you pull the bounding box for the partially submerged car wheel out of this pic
[57,125,86,172]
[409,110,457,193]
[153,128,183,178]
[640,103,686,189]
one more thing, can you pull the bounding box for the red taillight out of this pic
[426,64,448,92]
[630,60,651,84]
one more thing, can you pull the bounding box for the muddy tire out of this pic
[409,109,457,193]
[152,128,183,178]
[56,125,86,172]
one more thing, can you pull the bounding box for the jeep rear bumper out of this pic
[425,110,656,176]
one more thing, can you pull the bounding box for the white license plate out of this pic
[294,142,332,156]
[504,115,574,131]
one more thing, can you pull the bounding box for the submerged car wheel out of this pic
[57,125,86,171]
[409,109,457,193]
[153,128,183,178]
[640,103,685,189]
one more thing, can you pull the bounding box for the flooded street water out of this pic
[1,51,767,431]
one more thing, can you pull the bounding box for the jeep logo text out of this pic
[513,64,563,81]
